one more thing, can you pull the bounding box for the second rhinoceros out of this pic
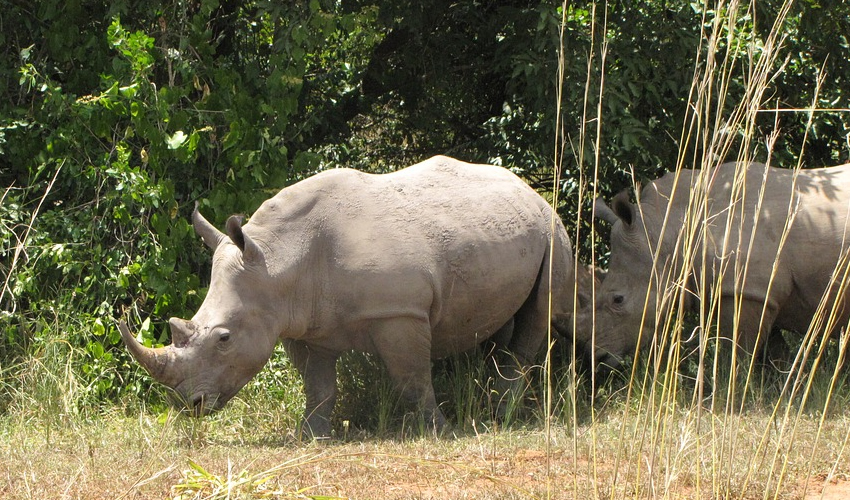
[120,155,580,438]
[586,161,850,370]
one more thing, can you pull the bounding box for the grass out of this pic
[1,383,849,499]
[1,326,849,499]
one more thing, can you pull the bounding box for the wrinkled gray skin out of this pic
[120,155,580,439]
[583,161,850,370]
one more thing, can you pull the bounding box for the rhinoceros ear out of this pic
[225,214,264,263]
[610,191,635,227]
[225,215,247,251]
[594,197,619,225]
[193,203,227,251]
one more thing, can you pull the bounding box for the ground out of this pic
[805,474,850,500]
[2,410,849,499]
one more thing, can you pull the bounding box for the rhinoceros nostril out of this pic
[190,394,204,414]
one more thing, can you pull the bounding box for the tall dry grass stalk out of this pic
[566,0,850,498]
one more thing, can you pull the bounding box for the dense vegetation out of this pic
[1,0,849,420]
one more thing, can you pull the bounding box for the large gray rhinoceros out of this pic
[585,161,850,370]
[120,155,579,438]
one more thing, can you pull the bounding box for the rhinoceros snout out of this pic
[166,389,220,417]
[578,345,624,374]
[189,393,224,416]
[586,351,625,392]
[590,350,627,383]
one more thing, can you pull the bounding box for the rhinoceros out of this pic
[585,161,850,370]
[120,155,581,438]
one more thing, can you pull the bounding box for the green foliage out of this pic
[0,2,383,411]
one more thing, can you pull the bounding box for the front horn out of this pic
[118,320,181,388]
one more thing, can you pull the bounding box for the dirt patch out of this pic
[802,473,850,500]
[222,445,575,499]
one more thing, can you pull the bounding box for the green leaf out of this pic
[88,342,104,358]
[93,318,105,337]
[166,130,187,149]
[141,316,152,344]
[187,459,212,478]
[119,84,137,98]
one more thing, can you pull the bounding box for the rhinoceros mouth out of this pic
[166,387,224,417]
[595,351,626,372]
[185,393,221,417]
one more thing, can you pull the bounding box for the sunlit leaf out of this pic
[166,130,187,149]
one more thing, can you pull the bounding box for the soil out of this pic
[802,474,850,500]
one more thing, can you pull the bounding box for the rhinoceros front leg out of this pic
[283,339,339,440]
[371,317,447,433]
[718,296,779,361]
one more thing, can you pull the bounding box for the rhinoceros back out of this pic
[645,161,850,337]
[243,155,562,358]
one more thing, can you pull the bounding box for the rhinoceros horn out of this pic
[192,203,227,251]
[168,317,194,347]
[118,320,181,388]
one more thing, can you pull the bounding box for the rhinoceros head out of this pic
[586,193,659,372]
[121,207,278,415]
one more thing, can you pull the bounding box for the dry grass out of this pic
[1,402,849,499]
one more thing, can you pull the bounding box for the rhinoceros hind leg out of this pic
[371,317,447,434]
[487,317,515,352]
[493,276,550,421]
[284,339,339,440]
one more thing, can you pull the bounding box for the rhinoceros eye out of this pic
[218,332,231,343]
[613,295,625,306]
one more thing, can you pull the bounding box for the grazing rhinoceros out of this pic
[585,161,850,370]
[120,155,581,438]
